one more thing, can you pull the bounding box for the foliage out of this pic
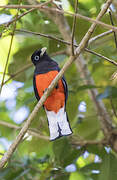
[0,0,117,179]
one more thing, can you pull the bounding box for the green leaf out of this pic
[69,172,86,180]
[53,138,79,167]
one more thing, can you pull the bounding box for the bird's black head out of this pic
[31,47,47,66]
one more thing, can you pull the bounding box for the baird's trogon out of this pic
[31,47,72,141]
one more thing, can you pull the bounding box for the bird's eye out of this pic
[34,56,39,61]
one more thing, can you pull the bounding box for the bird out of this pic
[31,47,73,141]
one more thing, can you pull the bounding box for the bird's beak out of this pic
[40,47,47,57]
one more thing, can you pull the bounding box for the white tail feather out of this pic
[45,106,72,141]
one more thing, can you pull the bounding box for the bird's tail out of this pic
[45,107,73,141]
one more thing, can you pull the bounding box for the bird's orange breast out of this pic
[35,71,65,113]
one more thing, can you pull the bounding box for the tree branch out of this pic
[71,0,78,55]
[0,4,52,9]
[89,30,113,45]
[85,48,117,66]
[109,10,117,48]
[0,120,49,141]
[3,63,32,85]
[6,8,35,27]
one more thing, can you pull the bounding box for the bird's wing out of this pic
[33,75,40,101]
[61,76,68,107]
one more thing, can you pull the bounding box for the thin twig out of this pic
[0,0,112,169]
[6,0,53,27]
[0,120,49,140]
[0,4,53,9]
[15,29,117,66]
[0,2,21,94]
[71,0,78,55]
[6,8,35,27]
[3,63,32,85]
[109,11,117,48]
[89,30,113,44]
[85,48,117,66]
[15,29,68,42]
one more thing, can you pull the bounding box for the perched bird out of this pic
[31,47,72,141]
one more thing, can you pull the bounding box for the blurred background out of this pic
[0,0,117,179]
